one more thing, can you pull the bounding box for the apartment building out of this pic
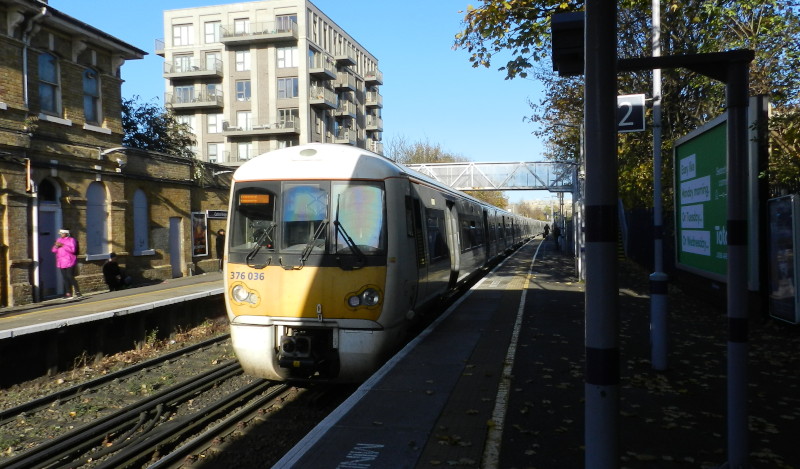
[158,0,383,165]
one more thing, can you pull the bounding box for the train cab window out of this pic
[331,182,386,255]
[230,187,276,251]
[282,183,329,252]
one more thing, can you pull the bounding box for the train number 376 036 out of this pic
[230,272,266,281]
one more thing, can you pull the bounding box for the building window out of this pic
[208,143,221,163]
[205,52,221,71]
[276,14,297,33]
[235,50,251,71]
[82,69,100,124]
[204,21,221,43]
[237,142,253,161]
[207,83,222,98]
[86,182,109,258]
[38,53,60,114]
[208,113,223,133]
[278,108,299,126]
[234,18,250,35]
[174,86,194,103]
[236,110,252,130]
[133,189,152,255]
[236,80,251,101]
[175,114,195,134]
[277,47,298,68]
[173,54,193,73]
[172,24,194,46]
[277,77,299,99]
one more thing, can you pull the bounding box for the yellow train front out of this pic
[224,144,415,383]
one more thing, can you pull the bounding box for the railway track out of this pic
[0,359,288,469]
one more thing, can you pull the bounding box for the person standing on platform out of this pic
[52,229,81,298]
[543,223,550,239]
[216,229,226,270]
[552,223,561,251]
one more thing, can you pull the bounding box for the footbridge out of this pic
[404,161,577,192]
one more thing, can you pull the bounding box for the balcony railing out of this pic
[165,90,224,109]
[155,38,165,57]
[364,69,383,85]
[334,128,356,145]
[164,58,223,78]
[366,116,383,132]
[367,139,384,155]
[335,72,357,91]
[222,119,298,135]
[220,21,298,45]
[366,91,383,108]
[335,100,357,118]
[335,49,356,66]
[309,86,337,109]
[309,55,337,80]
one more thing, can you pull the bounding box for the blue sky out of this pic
[54,1,551,201]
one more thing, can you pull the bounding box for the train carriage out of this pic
[223,144,543,383]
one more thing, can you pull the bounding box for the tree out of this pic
[385,136,510,208]
[121,96,196,159]
[455,0,800,205]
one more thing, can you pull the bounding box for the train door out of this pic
[482,210,491,260]
[407,194,426,304]
[445,200,460,289]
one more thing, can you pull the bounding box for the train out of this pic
[222,143,545,383]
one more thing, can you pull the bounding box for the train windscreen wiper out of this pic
[246,222,275,269]
[299,219,329,265]
[334,195,367,270]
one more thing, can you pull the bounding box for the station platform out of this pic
[275,239,800,468]
[0,272,224,340]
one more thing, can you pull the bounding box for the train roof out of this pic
[233,144,404,182]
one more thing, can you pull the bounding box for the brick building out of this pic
[0,0,230,307]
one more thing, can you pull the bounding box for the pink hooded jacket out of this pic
[52,236,77,269]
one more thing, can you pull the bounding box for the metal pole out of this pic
[650,0,668,370]
[584,1,619,467]
[725,57,750,469]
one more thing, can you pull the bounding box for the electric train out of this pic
[223,143,544,383]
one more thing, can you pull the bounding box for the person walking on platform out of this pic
[552,223,561,251]
[216,229,226,271]
[543,223,550,239]
[52,229,81,298]
[103,252,131,291]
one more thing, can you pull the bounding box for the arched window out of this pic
[133,189,154,255]
[86,182,109,258]
[38,179,58,204]
[83,69,101,124]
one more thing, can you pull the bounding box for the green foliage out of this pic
[121,96,197,159]
[455,0,800,207]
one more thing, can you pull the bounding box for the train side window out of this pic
[426,209,447,262]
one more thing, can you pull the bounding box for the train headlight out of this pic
[347,295,361,307]
[361,288,380,306]
[231,284,258,304]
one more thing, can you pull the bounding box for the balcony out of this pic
[334,128,356,146]
[220,21,298,46]
[367,139,384,155]
[155,38,165,57]
[164,58,223,79]
[309,86,337,109]
[222,119,299,136]
[364,69,383,85]
[335,100,357,118]
[365,91,383,108]
[334,72,358,92]
[165,90,224,109]
[335,49,356,66]
[309,55,337,80]
[366,116,383,132]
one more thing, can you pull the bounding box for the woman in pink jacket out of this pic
[52,229,81,298]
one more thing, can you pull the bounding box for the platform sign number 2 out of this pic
[617,94,646,133]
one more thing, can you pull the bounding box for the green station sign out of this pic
[674,115,728,281]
